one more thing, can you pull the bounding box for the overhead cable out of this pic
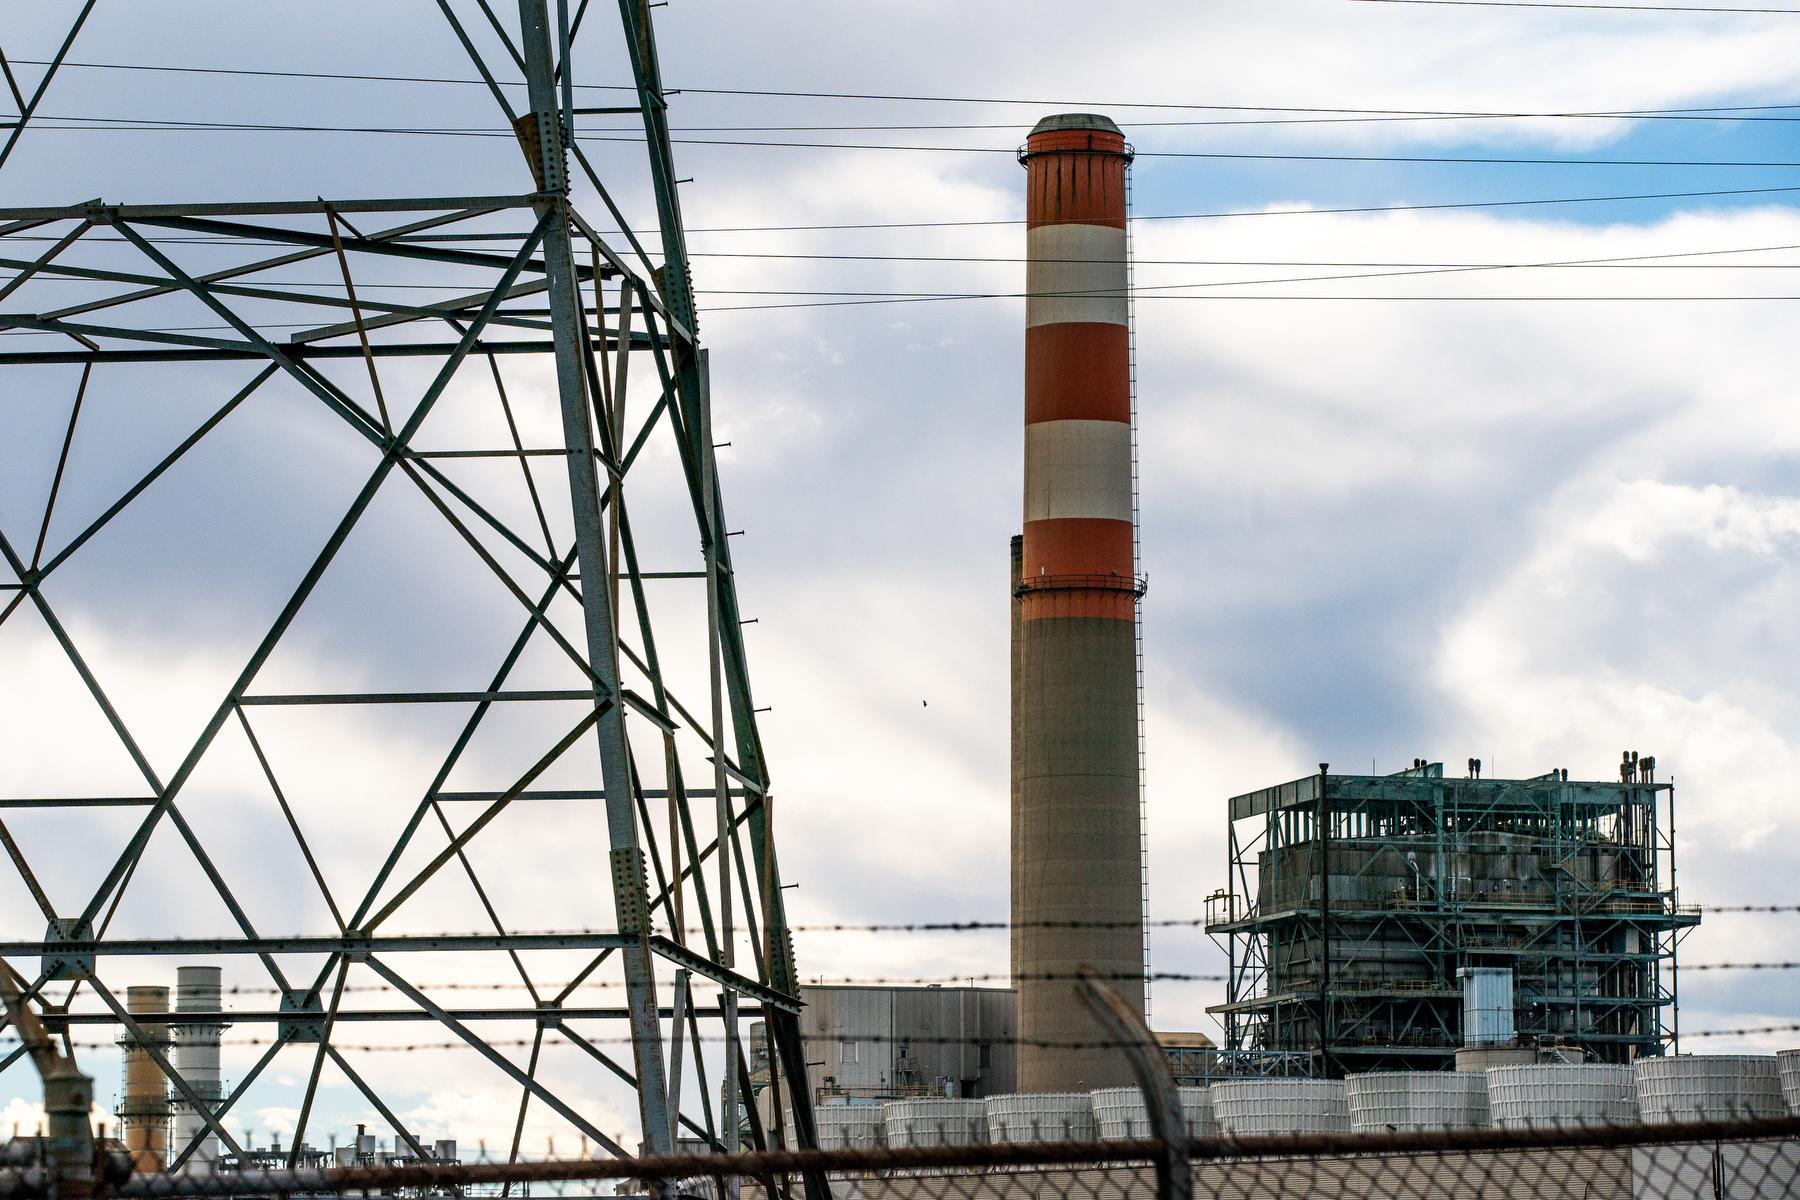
[4,185,1797,237]
[19,57,1800,117]
[21,114,1800,168]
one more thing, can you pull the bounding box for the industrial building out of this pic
[1206,758,1699,1073]
[221,1125,461,1173]
[752,984,1018,1106]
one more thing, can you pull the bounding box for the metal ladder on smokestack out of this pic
[1125,156,1152,1021]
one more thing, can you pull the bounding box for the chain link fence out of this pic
[1,1118,1796,1200]
[5,966,1797,1199]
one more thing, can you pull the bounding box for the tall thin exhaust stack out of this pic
[118,985,171,1172]
[1011,112,1145,1092]
[171,966,226,1167]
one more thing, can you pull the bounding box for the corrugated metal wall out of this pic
[799,986,1017,1101]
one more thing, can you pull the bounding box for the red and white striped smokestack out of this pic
[1011,113,1145,1093]
[1021,113,1134,608]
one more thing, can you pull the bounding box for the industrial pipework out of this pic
[171,966,226,1166]
[1010,112,1146,1093]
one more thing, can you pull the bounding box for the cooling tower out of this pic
[1010,111,1145,1094]
[984,1092,1098,1143]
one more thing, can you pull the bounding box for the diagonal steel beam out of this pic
[363,955,630,1157]
[168,1033,294,1170]
[323,1044,430,1160]
[0,0,96,174]
[73,219,551,934]
[0,219,89,305]
[336,543,580,951]
[286,962,350,1166]
[36,204,509,325]
[0,525,163,793]
[36,366,276,579]
[363,706,602,930]
[29,363,89,572]
[556,1024,721,1149]
[235,706,347,933]
[85,975,247,1158]
[436,0,521,124]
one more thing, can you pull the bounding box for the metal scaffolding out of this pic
[1206,762,1699,1075]
[0,2,821,1189]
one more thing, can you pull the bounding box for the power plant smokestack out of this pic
[1011,112,1145,1092]
[118,985,171,1171]
[171,966,226,1167]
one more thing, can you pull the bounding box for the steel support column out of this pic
[516,0,670,1155]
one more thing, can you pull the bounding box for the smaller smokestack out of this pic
[171,967,226,1168]
[118,985,171,1172]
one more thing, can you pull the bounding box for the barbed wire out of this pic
[7,958,1792,1012]
[197,971,1228,996]
[11,1023,1797,1055]
[4,907,1791,962]
[766,906,1800,931]
[1682,1022,1800,1038]
[180,957,1800,999]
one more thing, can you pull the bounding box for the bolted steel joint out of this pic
[513,112,569,194]
[610,846,651,936]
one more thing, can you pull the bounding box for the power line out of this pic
[709,292,1800,312]
[27,112,1800,132]
[677,185,1800,232]
[20,58,1800,120]
[12,294,1800,336]
[16,259,1800,279]
[4,185,1796,239]
[14,242,1800,306]
[18,114,1800,167]
[690,240,1800,299]
[689,250,1800,268]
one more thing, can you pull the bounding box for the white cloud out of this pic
[1434,476,1800,911]
[402,1081,633,1160]
[0,1097,47,1140]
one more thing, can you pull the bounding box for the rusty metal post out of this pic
[1,958,97,1198]
[1076,966,1192,1200]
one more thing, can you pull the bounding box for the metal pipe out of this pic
[1316,763,1330,1077]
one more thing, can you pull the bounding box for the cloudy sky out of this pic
[4,0,1800,1157]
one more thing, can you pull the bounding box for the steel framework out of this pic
[1206,763,1698,1074]
[0,1,821,1189]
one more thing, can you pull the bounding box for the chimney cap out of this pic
[1029,112,1122,137]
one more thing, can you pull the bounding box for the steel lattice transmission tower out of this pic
[0,1,822,1184]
